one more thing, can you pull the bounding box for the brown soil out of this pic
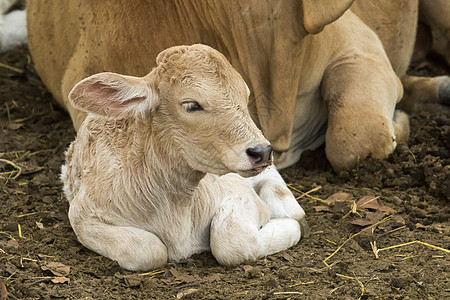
[1,46,449,300]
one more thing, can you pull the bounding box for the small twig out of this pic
[407,150,417,164]
[323,215,394,266]
[123,269,165,277]
[5,103,11,122]
[358,196,380,208]
[17,224,23,238]
[11,116,34,123]
[288,281,314,287]
[0,158,22,179]
[376,241,449,255]
[273,292,302,295]
[0,62,22,73]
[377,225,407,238]
[370,241,379,259]
[321,237,338,245]
[287,184,325,203]
[0,232,15,239]
[28,149,55,156]
[336,273,365,300]
[27,277,53,287]
[16,211,49,218]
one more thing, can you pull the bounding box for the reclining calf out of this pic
[61,44,306,271]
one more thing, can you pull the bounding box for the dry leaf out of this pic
[0,279,7,300]
[379,205,395,213]
[7,122,24,130]
[5,239,19,249]
[415,223,447,233]
[21,166,45,175]
[36,222,44,229]
[351,210,384,227]
[204,273,221,282]
[415,223,427,230]
[51,276,70,284]
[177,274,197,283]
[282,253,294,262]
[351,218,375,227]
[167,267,197,283]
[325,192,353,205]
[5,264,17,276]
[366,210,384,223]
[392,215,406,225]
[313,205,330,212]
[41,262,70,277]
[357,196,395,213]
[176,288,200,299]
[242,265,253,274]
[169,267,181,278]
[356,196,380,210]
[50,212,68,221]
[432,224,447,233]
[333,201,348,213]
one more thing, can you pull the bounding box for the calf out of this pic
[61,44,306,271]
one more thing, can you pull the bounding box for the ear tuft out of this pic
[68,72,157,118]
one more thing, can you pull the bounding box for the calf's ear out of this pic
[302,0,354,34]
[68,72,158,118]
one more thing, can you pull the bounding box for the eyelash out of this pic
[182,101,204,112]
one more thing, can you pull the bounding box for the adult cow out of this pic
[29,0,442,172]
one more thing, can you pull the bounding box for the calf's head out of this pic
[68,44,271,177]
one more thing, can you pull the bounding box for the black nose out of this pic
[246,145,272,164]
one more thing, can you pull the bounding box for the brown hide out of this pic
[27,0,354,152]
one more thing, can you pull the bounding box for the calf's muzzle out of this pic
[246,144,273,166]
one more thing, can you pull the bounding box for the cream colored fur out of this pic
[61,45,306,271]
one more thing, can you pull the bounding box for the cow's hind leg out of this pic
[210,174,301,266]
[69,204,167,271]
[399,75,450,112]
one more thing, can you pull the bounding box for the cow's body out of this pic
[28,0,412,171]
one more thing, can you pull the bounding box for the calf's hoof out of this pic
[299,217,310,238]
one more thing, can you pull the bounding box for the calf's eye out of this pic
[182,100,204,112]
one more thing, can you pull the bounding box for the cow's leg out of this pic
[210,174,301,266]
[398,75,450,112]
[419,0,450,66]
[322,50,409,172]
[68,200,167,271]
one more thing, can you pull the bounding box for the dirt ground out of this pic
[0,45,449,300]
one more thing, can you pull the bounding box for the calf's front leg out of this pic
[210,174,301,266]
[69,196,168,271]
[246,165,309,236]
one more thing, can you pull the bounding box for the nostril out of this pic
[246,147,263,163]
[246,145,272,164]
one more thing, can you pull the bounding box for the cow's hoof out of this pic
[438,77,450,105]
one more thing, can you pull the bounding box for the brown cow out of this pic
[26,0,448,171]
